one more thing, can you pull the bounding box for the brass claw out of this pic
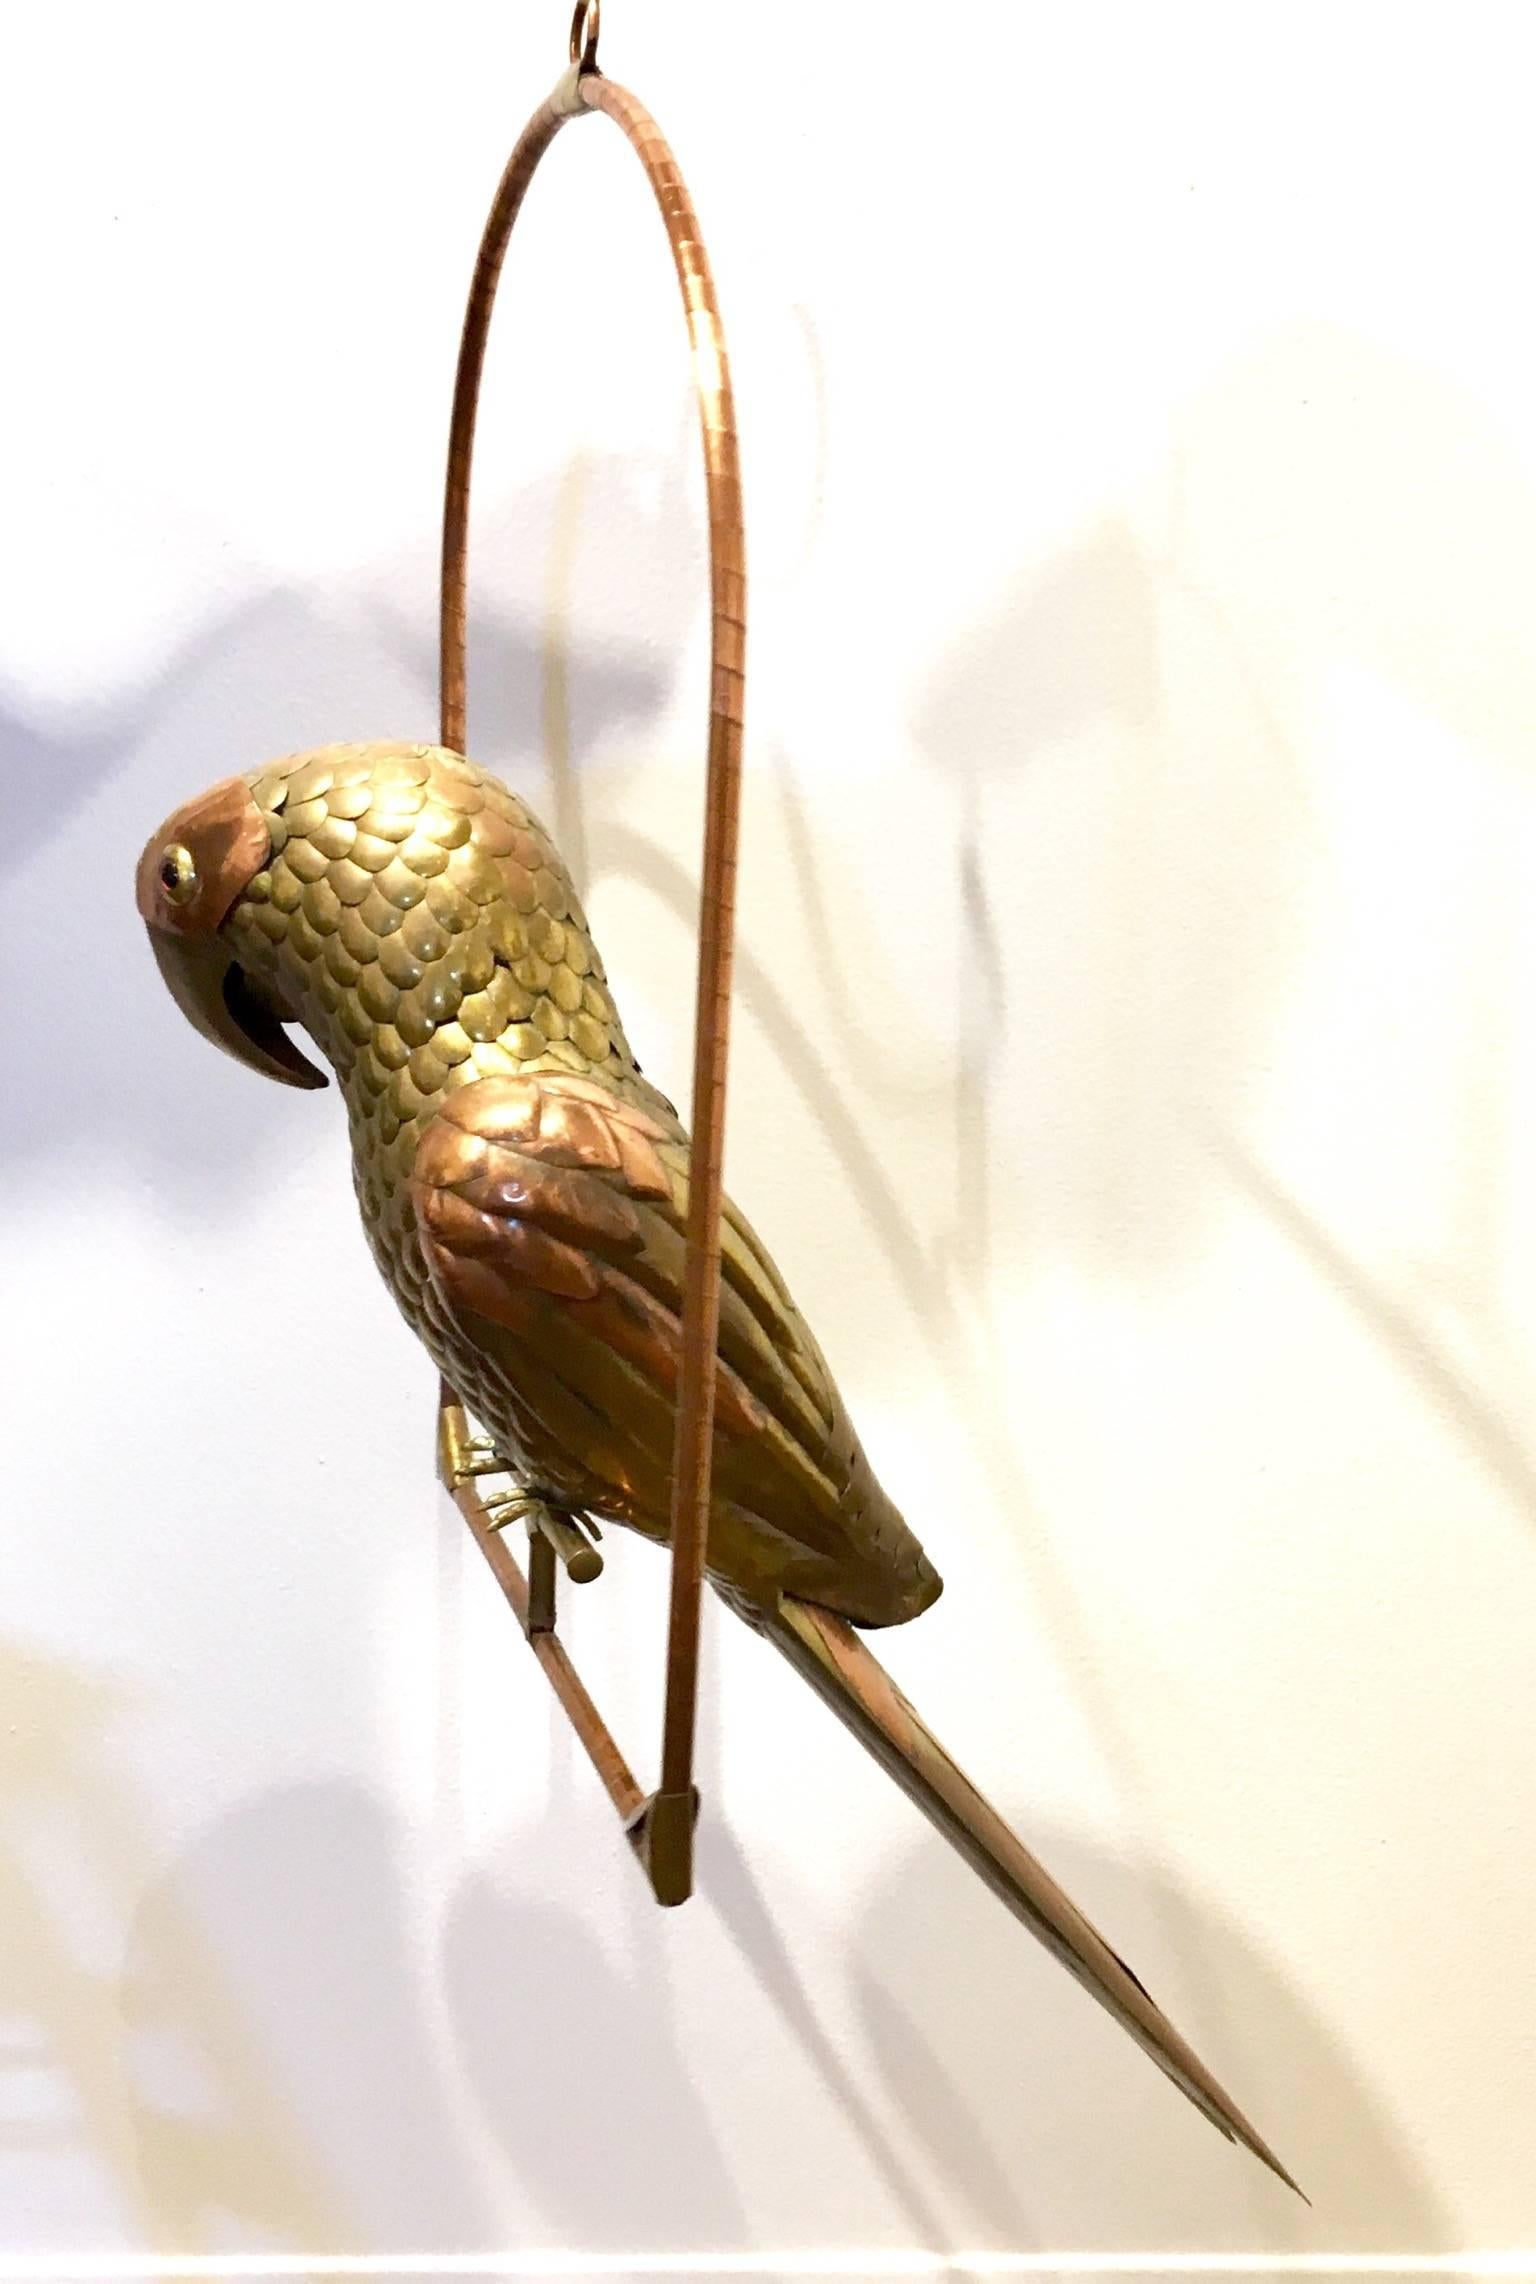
[437,1398,507,1489]
[460,1438,509,1479]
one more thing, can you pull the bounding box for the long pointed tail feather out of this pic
[768,1596,1303,2199]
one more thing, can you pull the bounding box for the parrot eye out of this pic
[158,843,198,905]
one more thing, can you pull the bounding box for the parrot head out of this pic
[138,741,621,1128]
[136,770,329,1090]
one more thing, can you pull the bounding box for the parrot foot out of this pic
[459,1436,510,1479]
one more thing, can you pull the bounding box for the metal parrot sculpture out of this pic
[137,740,1297,2192]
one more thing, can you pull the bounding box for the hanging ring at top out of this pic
[569,0,600,71]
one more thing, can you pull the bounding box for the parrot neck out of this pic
[223,744,648,1181]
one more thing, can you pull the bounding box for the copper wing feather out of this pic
[411,1072,939,1625]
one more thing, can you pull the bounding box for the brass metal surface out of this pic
[481,1486,605,1586]
[530,1503,605,1585]
[527,1526,559,1637]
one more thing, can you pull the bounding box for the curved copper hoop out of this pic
[439,58,744,1906]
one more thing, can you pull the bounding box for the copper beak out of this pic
[137,774,328,1092]
[145,928,328,1091]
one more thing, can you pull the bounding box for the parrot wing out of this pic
[410,1070,938,1621]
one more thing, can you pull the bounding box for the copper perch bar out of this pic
[450,1466,646,1828]
[437,33,745,1906]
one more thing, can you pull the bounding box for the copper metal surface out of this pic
[136,777,271,937]
[439,52,746,1899]
[137,778,329,1092]
[770,1601,1301,2196]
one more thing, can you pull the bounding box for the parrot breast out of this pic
[223,742,672,1396]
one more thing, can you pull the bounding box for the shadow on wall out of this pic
[0,437,695,885]
[0,1635,1447,2260]
[698,1813,1017,2256]
[442,1856,753,2256]
[849,1818,1451,2247]
[437,1778,1447,2257]
[849,1819,1447,2253]
[446,1779,977,2260]
[905,317,1536,1482]
[0,450,683,1202]
[126,1781,501,2253]
[1204,1123,1536,1524]
[0,1639,352,2254]
[909,324,1536,1285]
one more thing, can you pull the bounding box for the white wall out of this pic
[3,1,1534,2273]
